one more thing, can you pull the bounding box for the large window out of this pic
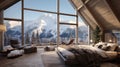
[4,1,21,19]
[60,25,76,44]
[60,15,76,23]
[60,0,76,14]
[78,16,88,45]
[4,20,22,46]
[4,0,88,46]
[113,31,120,45]
[24,0,57,12]
[24,10,57,45]
[4,1,22,46]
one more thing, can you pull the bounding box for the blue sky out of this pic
[4,0,87,27]
[4,0,76,21]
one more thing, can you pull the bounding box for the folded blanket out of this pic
[57,47,75,60]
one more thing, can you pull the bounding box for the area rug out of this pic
[41,51,66,67]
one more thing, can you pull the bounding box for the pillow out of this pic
[107,43,118,51]
[3,45,14,52]
[94,42,107,48]
[7,50,24,58]
[102,46,111,51]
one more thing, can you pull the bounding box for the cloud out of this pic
[68,20,87,29]
[44,13,55,19]
[69,20,76,24]
[78,21,87,27]
[8,21,21,28]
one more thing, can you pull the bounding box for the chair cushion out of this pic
[24,46,37,54]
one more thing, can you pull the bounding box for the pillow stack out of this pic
[94,42,118,51]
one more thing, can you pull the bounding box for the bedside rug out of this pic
[41,51,65,67]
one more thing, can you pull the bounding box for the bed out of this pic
[56,44,119,66]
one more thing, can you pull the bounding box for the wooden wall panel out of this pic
[86,0,120,30]
[106,0,120,22]
[71,0,82,9]
[0,0,20,11]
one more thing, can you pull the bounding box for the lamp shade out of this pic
[0,24,6,32]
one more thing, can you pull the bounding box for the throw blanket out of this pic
[66,45,117,67]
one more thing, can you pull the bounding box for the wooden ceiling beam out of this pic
[79,0,104,31]
[4,18,22,21]
[69,0,93,30]
[0,0,20,11]
[104,0,120,23]
[77,0,90,10]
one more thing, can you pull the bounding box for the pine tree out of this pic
[36,30,40,45]
[25,33,30,44]
[93,26,101,43]
[31,32,35,44]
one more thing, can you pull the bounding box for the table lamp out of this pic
[0,24,6,32]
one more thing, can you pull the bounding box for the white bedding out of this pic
[77,45,117,59]
[57,47,75,60]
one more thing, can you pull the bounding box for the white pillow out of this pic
[94,42,107,48]
[3,45,14,52]
[107,43,118,51]
[7,50,24,58]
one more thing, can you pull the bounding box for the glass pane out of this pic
[113,31,120,45]
[24,10,57,46]
[60,25,76,45]
[60,15,76,23]
[4,1,21,19]
[24,0,57,12]
[60,0,76,14]
[4,20,21,46]
[78,16,88,45]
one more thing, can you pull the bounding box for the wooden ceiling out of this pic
[0,0,120,31]
[0,0,20,11]
[70,0,120,31]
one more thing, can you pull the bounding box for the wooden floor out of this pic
[0,47,120,67]
[41,51,65,67]
[0,48,44,67]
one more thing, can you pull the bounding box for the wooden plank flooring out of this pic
[0,47,120,67]
[0,48,44,67]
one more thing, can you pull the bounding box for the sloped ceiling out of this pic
[1,0,120,31]
[0,0,20,11]
[70,0,120,31]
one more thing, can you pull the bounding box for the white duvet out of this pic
[77,45,117,60]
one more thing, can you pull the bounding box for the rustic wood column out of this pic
[22,0,24,46]
[76,11,78,45]
[57,0,60,47]
[0,10,4,51]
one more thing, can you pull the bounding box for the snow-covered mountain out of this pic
[5,13,88,43]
